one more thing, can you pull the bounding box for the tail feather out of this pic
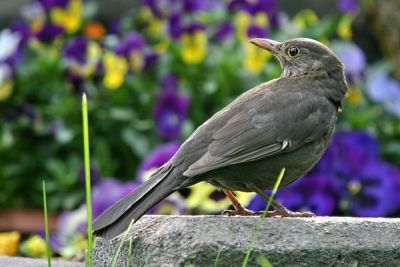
[93,163,184,240]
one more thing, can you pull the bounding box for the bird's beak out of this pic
[249,38,281,54]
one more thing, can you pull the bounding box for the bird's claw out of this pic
[267,208,315,218]
[222,208,265,216]
[222,208,315,218]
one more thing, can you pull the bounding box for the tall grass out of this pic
[241,168,286,267]
[82,93,93,267]
[214,247,222,267]
[111,219,135,267]
[42,180,52,267]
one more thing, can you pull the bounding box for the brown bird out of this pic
[93,37,348,240]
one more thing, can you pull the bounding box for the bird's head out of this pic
[250,38,345,79]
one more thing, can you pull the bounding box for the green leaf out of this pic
[121,127,150,158]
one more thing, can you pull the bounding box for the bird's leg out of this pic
[255,189,315,218]
[221,189,264,216]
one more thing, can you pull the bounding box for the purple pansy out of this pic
[108,19,121,36]
[247,25,267,38]
[10,21,31,49]
[337,0,359,13]
[247,130,400,217]
[153,74,190,140]
[168,14,182,40]
[37,0,69,11]
[37,229,63,252]
[228,0,279,26]
[167,15,206,40]
[276,173,337,215]
[113,32,157,72]
[135,141,185,215]
[92,178,139,218]
[247,173,337,216]
[315,131,379,175]
[136,141,180,182]
[35,23,64,43]
[64,37,87,64]
[347,159,400,217]
[114,33,146,57]
[183,22,206,35]
[182,0,208,13]
[214,22,234,41]
[331,41,366,81]
[316,131,400,216]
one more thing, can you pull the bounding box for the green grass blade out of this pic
[257,256,273,267]
[111,219,135,267]
[214,247,222,267]
[127,238,133,267]
[82,93,93,267]
[42,180,52,267]
[241,168,285,267]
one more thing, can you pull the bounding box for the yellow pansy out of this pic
[102,52,128,90]
[235,10,270,42]
[186,182,255,213]
[234,11,252,42]
[51,0,82,34]
[0,231,20,256]
[293,9,319,29]
[254,12,269,28]
[137,6,154,24]
[181,30,207,65]
[154,38,170,54]
[347,87,363,105]
[129,51,145,73]
[0,80,13,101]
[58,234,88,259]
[22,235,47,258]
[138,6,165,38]
[148,18,164,37]
[243,43,272,74]
[69,42,101,77]
[337,14,353,40]
[30,18,45,34]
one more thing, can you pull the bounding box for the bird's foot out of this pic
[267,208,315,218]
[222,208,264,216]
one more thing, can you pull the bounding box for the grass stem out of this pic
[241,168,285,267]
[82,93,93,267]
[42,180,52,267]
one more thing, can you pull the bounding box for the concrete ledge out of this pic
[0,256,83,267]
[93,215,400,267]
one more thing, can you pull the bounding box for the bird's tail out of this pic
[93,162,187,240]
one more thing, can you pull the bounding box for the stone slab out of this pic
[93,215,400,267]
[0,256,83,267]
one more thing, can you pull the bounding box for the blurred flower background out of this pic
[0,0,400,259]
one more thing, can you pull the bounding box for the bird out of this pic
[93,37,348,240]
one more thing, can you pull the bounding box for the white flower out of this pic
[0,64,12,85]
[0,29,21,61]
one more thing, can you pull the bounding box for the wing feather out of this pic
[183,79,336,177]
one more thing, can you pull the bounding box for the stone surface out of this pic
[93,215,400,267]
[0,256,83,267]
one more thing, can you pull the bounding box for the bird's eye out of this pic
[288,47,299,57]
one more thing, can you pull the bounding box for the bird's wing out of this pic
[183,82,335,177]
